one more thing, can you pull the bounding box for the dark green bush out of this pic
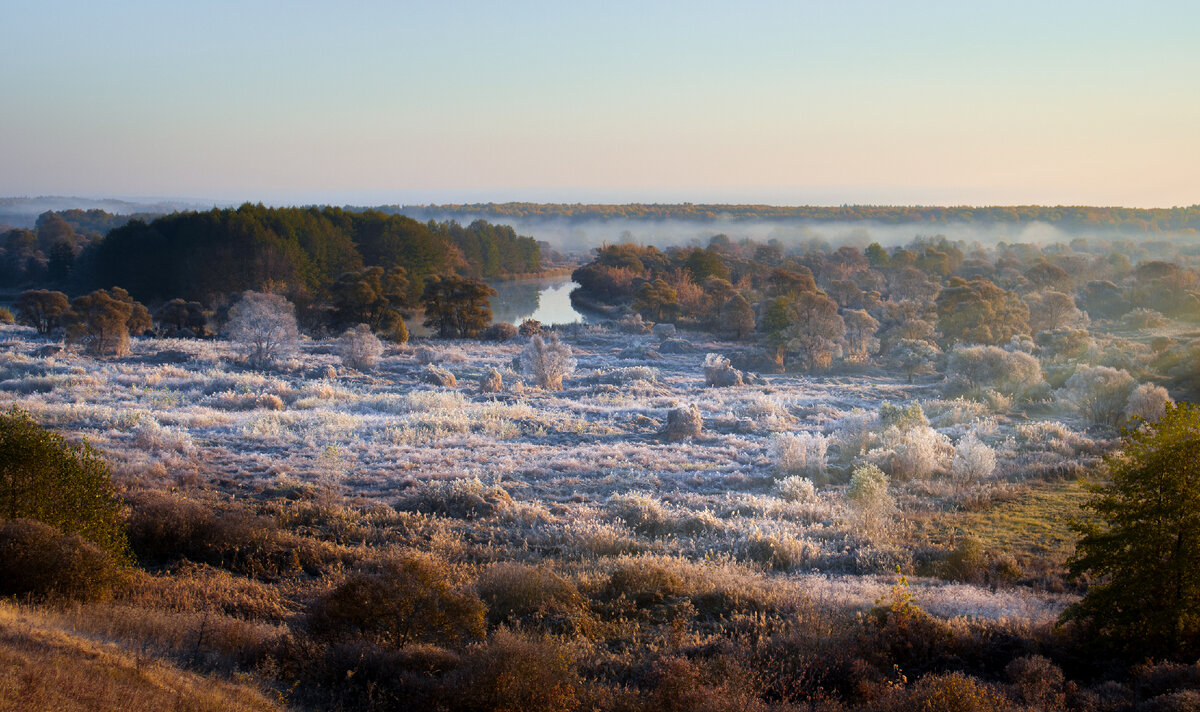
[0,406,126,558]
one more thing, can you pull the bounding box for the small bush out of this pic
[479,366,503,394]
[774,475,817,502]
[518,318,543,337]
[338,324,384,371]
[769,432,827,479]
[482,321,518,342]
[307,552,486,647]
[664,403,702,441]
[875,671,1016,712]
[476,563,590,634]
[396,478,514,519]
[451,628,581,712]
[605,560,689,608]
[847,463,895,536]
[421,364,458,387]
[0,307,13,324]
[0,519,123,601]
[950,433,997,484]
[1124,382,1172,425]
[1059,365,1137,428]
[703,353,744,387]
[520,335,576,390]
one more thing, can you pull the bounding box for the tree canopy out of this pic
[1064,402,1200,659]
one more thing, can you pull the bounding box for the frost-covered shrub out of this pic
[1060,365,1137,428]
[739,531,819,571]
[132,418,195,454]
[769,432,827,479]
[922,398,989,428]
[664,403,702,441]
[1036,327,1097,363]
[421,364,457,387]
[1123,307,1169,329]
[774,476,816,503]
[256,393,285,411]
[338,324,384,371]
[832,410,879,461]
[846,463,894,535]
[652,323,676,340]
[415,345,467,365]
[738,394,791,430]
[604,492,700,535]
[1123,383,1172,425]
[397,478,513,519]
[702,353,743,387]
[879,401,929,431]
[869,424,952,481]
[944,344,1046,400]
[950,433,997,484]
[520,335,576,390]
[479,366,503,394]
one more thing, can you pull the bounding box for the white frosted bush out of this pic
[224,291,299,368]
[950,433,997,484]
[520,335,576,390]
[338,324,384,371]
[132,418,195,454]
[944,345,1046,400]
[846,462,895,537]
[1123,383,1172,425]
[703,353,743,387]
[868,424,952,481]
[1060,365,1137,428]
[774,476,817,503]
[769,432,827,479]
[832,410,879,461]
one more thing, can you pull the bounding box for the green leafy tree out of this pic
[632,278,679,323]
[421,275,496,339]
[1064,402,1200,659]
[0,407,126,558]
[935,277,1030,346]
[718,293,756,340]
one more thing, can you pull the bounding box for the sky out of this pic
[1,0,1198,207]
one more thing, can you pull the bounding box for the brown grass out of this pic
[0,603,285,712]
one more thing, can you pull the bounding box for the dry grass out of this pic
[0,603,284,712]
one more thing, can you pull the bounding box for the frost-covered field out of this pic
[0,322,1094,622]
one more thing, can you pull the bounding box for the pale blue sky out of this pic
[1,1,1197,206]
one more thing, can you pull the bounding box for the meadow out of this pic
[2,312,1167,710]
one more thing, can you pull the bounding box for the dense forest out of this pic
[0,204,541,304]
[393,202,1200,234]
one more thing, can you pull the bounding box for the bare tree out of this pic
[225,291,299,368]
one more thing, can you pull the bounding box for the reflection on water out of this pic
[489,276,591,326]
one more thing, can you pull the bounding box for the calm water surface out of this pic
[489,276,592,326]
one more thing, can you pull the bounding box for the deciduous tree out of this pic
[1065,403,1200,659]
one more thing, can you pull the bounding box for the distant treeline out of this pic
[1,204,541,304]
[392,202,1200,234]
